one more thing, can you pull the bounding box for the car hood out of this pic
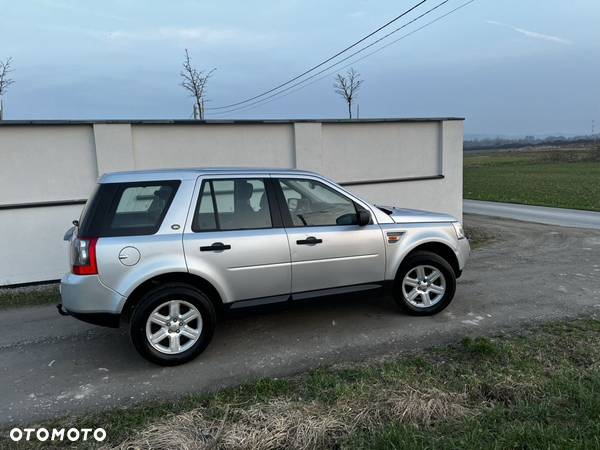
[377,206,456,224]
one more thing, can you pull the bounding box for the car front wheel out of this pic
[393,251,456,315]
[130,283,216,366]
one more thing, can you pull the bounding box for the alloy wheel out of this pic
[401,265,446,308]
[145,300,203,354]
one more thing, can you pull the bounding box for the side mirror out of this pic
[357,210,371,226]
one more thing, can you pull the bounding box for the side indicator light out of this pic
[386,232,404,243]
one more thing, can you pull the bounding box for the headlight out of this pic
[452,222,466,240]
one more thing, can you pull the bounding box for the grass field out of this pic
[6,317,600,449]
[464,147,600,212]
[0,285,59,310]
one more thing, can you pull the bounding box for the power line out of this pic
[211,0,475,116]
[211,0,449,114]
[207,0,428,110]
[211,0,464,116]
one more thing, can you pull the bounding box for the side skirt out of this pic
[226,282,385,311]
[292,283,384,301]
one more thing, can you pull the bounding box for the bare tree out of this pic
[0,57,15,120]
[180,49,215,120]
[334,68,362,119]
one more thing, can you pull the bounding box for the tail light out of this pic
[71,237,98,275]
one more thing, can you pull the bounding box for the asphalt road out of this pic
[464,199,600,230]
[2,215,600,426]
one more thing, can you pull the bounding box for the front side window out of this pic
[278,178,359,227]
[192,178,272,231]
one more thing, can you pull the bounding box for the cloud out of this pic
[486,20,572,45]
[348,11,366,18]
[40,0,128,22]
[104,26,267,45]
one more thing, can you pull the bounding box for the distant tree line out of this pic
[464,135,600,151]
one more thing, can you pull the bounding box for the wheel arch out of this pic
[396,241,460,279]
[120,272,224,322]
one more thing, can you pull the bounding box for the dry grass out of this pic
[109,387,472,450]
[110,400,347,450]
[473,377,542,407]
[383,387,471,425]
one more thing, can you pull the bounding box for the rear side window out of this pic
[192,178,272,231]
[79,181,180,237]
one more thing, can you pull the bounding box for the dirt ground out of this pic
[1,215,599,426]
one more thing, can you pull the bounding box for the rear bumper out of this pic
[60,273,126,327]
[57,304,120,328]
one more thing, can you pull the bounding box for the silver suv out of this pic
[59,168,470,365]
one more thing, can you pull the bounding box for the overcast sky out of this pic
[2,0,599,135]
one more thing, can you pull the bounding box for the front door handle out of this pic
[200,242,231,252]
[296,236,322,245]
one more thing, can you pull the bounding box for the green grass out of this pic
[0,285,60,310]
[6,317,600,449]
[464,148,600,211]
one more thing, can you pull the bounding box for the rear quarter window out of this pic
[79,181,181,237]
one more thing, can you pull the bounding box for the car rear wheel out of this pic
[130,283,216,366]
[393,251,456,316]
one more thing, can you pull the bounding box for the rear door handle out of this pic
[296,236,322,245]
[200,242,231,252]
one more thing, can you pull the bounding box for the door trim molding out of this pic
[292,282,383,301]
[226,282,384,309]
[227,294,290,309]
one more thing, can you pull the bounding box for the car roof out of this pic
[99,167,321,183]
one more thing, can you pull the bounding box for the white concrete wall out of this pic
[320,121,441,182]
[0,206,78,285]
[348,121,463,213]
[131,124,295,169]
[0,125,97,204]
[0,119,463,285]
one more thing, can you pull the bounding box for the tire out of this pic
[130,283,216,366]
[393,251,456,316]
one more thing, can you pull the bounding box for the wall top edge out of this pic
[0,117,465,127]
